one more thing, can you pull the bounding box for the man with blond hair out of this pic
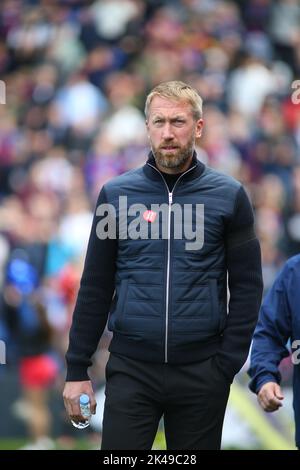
[63,81,263,450]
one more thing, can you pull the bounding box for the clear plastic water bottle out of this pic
[71,394,91,429]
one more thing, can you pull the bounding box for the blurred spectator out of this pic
[3,253,58,449]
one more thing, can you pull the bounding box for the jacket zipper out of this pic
[147,162,197,363]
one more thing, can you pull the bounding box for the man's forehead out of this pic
[149,96,193,116]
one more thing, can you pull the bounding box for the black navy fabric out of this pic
[66,153,263,382]
[101,353,230,450]
[249,254,300,448]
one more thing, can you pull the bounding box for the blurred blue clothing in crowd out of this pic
[249,254,300,449]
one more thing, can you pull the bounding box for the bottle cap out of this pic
[79,394,90,405]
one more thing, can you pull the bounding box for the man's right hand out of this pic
[63,380,97,424]
[257,381,284,412]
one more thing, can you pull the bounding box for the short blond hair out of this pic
[145,80,203,120]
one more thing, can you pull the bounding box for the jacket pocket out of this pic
[109,279,129,331]
[174,280,219,322]
[209,279,219,329]
[118,278,129,318]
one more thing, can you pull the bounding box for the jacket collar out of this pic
[143,150,205,183]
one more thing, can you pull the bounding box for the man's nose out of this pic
[161,123,174,139]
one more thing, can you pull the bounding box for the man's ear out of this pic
[146,120,151,138]
[196,119,204,139]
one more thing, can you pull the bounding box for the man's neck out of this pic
[157,156,195,192]
[155,155,194,175]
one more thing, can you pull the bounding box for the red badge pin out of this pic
[143,210,157,223]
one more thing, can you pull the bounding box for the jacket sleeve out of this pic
[248,264,292,394]
[65,186,117,381]
[216,186,263,381]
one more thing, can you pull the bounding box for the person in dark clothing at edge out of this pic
[63,81,263,450]
[248,254,300,450]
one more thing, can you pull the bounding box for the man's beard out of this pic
[151,137,194,172]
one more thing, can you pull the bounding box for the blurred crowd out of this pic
[0,0,300,448]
